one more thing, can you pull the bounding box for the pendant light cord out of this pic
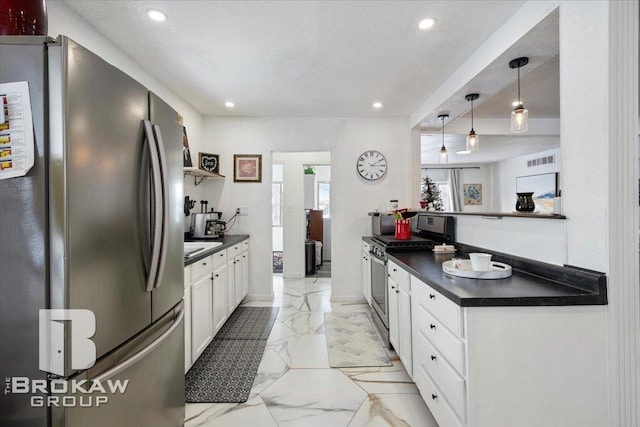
[470,98,474,130]
[441,116,445,149]
[517,66,521,105]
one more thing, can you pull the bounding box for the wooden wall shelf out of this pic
[183,167,225,186]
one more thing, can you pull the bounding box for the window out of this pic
[272,182,283,226]
[435,181,452,211]
[317,182,330,218]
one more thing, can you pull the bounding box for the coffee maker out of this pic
[190,211,225,238]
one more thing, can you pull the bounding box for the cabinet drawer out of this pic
[414,361,464,427]
[191,255,213,281]
[184,266,191,289]
[388,260,410,293]
[242,239,250,251]
[211,250,227,270]
[413,299,465,375]
[227,244,241,259]
[362,241,371,253]
[411,275,463,337]
[415,328,466,421]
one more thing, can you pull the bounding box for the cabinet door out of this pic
[388,277,399,351]
[362,251,371,304]
[191,273,213,363]
[212,264,228,334]
[234,255,243,306]
[226,259,236,316]
[241,251,249,299]
[184,285,192,373]
[399,288,412,377]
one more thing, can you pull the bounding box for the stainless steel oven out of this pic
[369,242,388,344]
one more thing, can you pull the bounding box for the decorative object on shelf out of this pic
[233,154,262,182]
[509,56,529,133]
[0,0,47,35]
[516,172,558,213]
[198,152,219,174]
[462,93,479,153]
[515,192,535,212]
[303,165,315,174]
[356,150,387,181]
[463,183,482,205]
[182,126,193,167]
[438,114,449,163]
[420,175,443,211]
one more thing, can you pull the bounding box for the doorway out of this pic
[271,152,331,282]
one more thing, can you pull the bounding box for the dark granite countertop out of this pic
[387,251,607,307]
[184,234,249,266]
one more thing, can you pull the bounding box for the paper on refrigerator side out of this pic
[0,81,35,180]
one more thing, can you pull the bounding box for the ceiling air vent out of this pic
[527,155,555,168]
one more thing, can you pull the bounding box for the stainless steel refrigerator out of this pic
[0,36,185,426]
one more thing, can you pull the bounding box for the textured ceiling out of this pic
[62,0,526,117]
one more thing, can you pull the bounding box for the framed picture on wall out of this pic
[463,183,482,205]
[182,126,193,167]
[198,152,220,174]
[233,154,262,182]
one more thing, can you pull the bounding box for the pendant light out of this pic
[461,93,480,153]
[509,57,529,133]
[438,114,449,164]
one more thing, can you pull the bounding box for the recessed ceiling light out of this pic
[147,9,166,22]
[225,101,235,108]
[373,102,383,109]
[419,18,437,30]
[456,149,471,155]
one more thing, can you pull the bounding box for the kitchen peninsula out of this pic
[368,232,608,427]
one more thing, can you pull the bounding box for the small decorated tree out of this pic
[421,175,443,211]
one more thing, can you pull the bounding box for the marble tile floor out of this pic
[185,275,438,427]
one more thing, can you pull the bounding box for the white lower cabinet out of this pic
[241,250,249,299]
[361,241,371,304]
[234,254,243,306]
[410,273,606,427]
[212,263,227,333]
[190,273,214,363]
[185,237,251,369]
[226,257,236,316]
[388,277,399,351]
[387,260,412,376]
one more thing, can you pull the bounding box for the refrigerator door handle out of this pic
[143,120,163,292]
[93,305,184,383]
[152,124,170,289]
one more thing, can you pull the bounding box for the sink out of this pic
[184,241,223,258]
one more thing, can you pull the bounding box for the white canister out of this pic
[469,253,492,271]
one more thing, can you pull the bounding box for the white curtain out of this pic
[449,169,463,212]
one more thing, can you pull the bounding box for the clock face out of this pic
[357,150,387,181]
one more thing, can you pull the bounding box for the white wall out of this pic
[201,117,411,301]
[491,147,562,212]
[47,0,205,232]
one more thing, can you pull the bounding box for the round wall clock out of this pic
[357,150,387,181]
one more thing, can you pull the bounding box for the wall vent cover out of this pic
[527,155,555,167]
